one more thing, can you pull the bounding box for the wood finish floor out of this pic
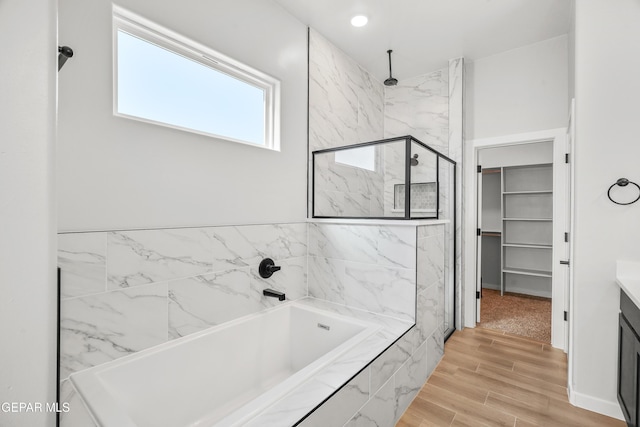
[396,327,625,427]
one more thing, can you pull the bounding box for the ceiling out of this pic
[273,0,572,81]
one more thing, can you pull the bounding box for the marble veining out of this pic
[107,228,212,289]
[308,256,346,302]
[207,223,307,273]
[417,227,445,291]
[370,341,408,394]
[60,282,168,380]
[384,69,449,155]
[394,341,428,419]
[299,368,370,427]
[58,233,107,299]
[346,376,396,427]
[309,256,415,322]
[427,327,445,375]
[309,223,416,270]
[60,223,308,390]
[343,261,415,321]
[308,29,385,217]
[168,269,254,339]
[417,284,439,343]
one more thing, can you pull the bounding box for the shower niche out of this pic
[312,136,455,220]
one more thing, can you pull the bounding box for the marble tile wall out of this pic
[417,224,446,369]
[313,148,384,217]
[59,220,446,426]
[57,223,308,382]
[383,70,449,218]
[303,224,445,427]
[448,57,465,328]
[384,68,450,155]
[308,222,417,322]
[309,29,385,217]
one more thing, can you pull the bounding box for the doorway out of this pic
[464,128,571,351]
[478,143,554,342]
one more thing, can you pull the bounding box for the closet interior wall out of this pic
[479,142,554,298]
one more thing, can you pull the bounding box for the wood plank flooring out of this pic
[396,327,625,427]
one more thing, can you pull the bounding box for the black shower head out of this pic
[410,154,419,166]
[384,49,398,86]
[384,77,398,86]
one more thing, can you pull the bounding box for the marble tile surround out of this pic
[302,224,445,427]
[58,223,308,381]
[59,221,447,427]
[384,68,449,155]
[308,222,417,322]
[308,29,385,217]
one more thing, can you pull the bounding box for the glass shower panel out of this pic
[438,159,456,336]
[408,142,438,218]
[313,140,406,218]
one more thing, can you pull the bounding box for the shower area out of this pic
[308,28,463,336]
[311,136,457,336]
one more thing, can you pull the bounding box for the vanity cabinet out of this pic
[619,290,640,426]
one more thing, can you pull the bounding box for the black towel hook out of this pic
[607,178,640,205]
[58,46,74,71]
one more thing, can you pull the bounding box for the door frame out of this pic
[463,127,570,351]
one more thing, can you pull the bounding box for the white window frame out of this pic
[112,5,281,150]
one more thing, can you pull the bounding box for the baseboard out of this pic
[568,384,624,420]
[481,283,551,299]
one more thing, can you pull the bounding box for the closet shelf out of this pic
[503,267,552,278]
[503,218,552,221]
[482,231,501,237]
[503,190,553,195]
[503,243,552,249]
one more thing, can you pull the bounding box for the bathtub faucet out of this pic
[263,288,285,301]
[258,258,281,279]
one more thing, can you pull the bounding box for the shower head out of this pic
[384,49,398,86]
[410,154,419,166]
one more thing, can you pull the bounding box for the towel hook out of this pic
[58,46,74,71]
[607,178,640,205]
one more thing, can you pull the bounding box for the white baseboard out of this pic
[568,385,624,420]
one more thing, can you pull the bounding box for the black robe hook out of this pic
[58,46,74,71]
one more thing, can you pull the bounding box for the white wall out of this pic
[58,0,308,231]
[0,0,57,425]
[571,0,640,417]
[466,35,569,140]
[479,141,553,168]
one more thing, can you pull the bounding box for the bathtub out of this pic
[70,301,380,427]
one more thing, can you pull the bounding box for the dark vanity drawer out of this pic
[621,290,640,333]
[619,289,640,427]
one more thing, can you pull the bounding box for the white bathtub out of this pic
[70,301,380,427]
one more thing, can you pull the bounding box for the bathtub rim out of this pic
[69,300,381,427]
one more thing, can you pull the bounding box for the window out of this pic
[113,6,280,150]
[334,145,376,171]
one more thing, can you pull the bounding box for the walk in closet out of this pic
[480,142,553,298]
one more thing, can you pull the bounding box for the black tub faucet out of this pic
[259,258,281,278]
[263,289,285,301]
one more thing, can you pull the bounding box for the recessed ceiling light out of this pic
[350,15,368,27]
